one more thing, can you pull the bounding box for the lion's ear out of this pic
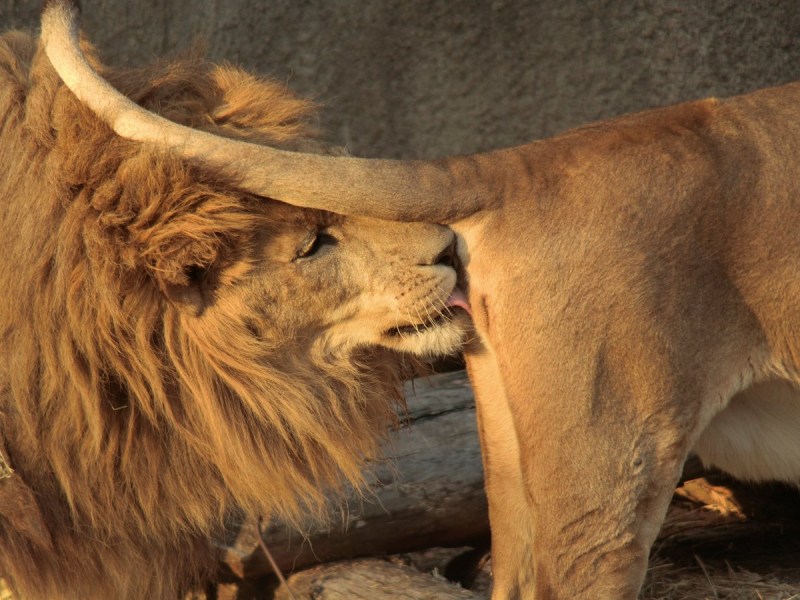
[140,226,221,316]
[160,264,209,316]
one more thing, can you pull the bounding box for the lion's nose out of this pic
[431,233,458,268]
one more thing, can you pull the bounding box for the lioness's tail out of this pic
[41,0,501,223]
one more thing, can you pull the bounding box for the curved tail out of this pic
[41,0,502,223]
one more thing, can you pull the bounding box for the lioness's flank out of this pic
[0,4,470,599]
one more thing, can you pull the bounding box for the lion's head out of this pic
[0,17,468,600]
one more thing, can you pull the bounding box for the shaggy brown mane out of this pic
[0,30,407,599]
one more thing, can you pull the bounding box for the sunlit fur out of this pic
[0,31,456,599]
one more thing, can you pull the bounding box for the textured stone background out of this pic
[3,1,800,158]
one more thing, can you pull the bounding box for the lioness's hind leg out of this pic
[497,337,698,599]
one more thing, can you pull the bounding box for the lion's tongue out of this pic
[446,289,472,316]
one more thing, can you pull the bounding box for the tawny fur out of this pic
[0,31,415,599]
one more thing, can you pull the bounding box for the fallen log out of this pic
[220,371,490,579]
[272,559,486,600]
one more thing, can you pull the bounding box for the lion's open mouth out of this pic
[386,309,455,337]
[385,286,472,338]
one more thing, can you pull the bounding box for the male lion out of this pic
[44,1,800,599]
[0,4,471,599]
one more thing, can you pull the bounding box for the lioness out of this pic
[44,1,800,598]
[0,4,470,599]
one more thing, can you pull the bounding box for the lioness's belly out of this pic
[692,379,800,485]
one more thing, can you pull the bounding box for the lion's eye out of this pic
[295,231,336,260]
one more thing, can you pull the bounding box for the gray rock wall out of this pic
[3,1,799,158]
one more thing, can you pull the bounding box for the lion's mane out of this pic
[0,30,406,599]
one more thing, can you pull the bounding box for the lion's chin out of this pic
[382,309,471,358]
